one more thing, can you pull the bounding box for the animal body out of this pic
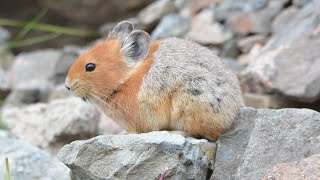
[65,21,244,141]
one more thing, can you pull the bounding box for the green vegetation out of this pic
[5,158,11,180]
[0,9,101,55]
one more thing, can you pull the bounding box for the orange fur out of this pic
[66,39,161,133]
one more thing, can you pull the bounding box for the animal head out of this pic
[65,21,151,102]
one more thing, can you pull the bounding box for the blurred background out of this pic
[0,0,319,159]
[1,0,320,135]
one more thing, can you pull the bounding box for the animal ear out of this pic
[108,21,134,41]
[120,30,151,67]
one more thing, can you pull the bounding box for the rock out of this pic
[210,107,257,180]
[211,107,320,179]
[98,113,125,135]
[48,84,71,101]
[0,26,10,45]
[263,154,320,180]
[138,0,176,31]
[226,1,282,36]
[215,0,288,21]
[222,58,244,74]
[58,131,216,180]
[0,130,70,180]
[293,0,312,7]
[187,8,233,44]
[151,14,190,40]
[272,6,299,34]
[242,1,320,102]
[237,35,267,53]
[51,46,81,84]
[1,97,100,154]
[220,39,240,58]
[5,80,54,106]
[6,48,79,104]
[38,0,153,26]
[8,49,62,86]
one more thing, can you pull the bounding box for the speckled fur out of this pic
[138,38,244,140]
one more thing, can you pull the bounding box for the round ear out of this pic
[108,21,134,41]
[120,30,151,67]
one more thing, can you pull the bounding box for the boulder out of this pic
[5,80,54,106]
[58,131,216,180]
[293,0,312,7]
[211,107,320,179]
[1,97,100,154]
[272,6,299,34]
[138,0,176,31]
[0,130,70,180]
[237,35,267,53]
[225,1,283,36]
[214,0,288,21]
[263,154,320,180]
[242,1,320,102]
[8,49,62,86]
[51,46,81,84]
[187,8,233,45]
[5,49,61,104]
[151,14,190,40]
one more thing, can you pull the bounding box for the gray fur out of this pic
[138,38,244,132]
[108,21,134,42]
[121,30,151,67]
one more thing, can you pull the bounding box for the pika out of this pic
[65,21,244,141]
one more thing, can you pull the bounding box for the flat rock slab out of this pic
[211,107,320,179]
[58,131,216,180]
[0,130,70,180]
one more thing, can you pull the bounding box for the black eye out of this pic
[86,63,96,72]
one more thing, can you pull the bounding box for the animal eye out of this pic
[86,63,96,72]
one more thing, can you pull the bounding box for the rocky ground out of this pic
[0,0,320,179]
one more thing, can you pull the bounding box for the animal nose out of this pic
[65,84,70,91]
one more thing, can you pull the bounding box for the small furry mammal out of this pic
[65,21,244,141]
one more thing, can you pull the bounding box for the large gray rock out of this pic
[0,130,70,180]
[187,8,233,45]
[242,1,320,103]
[1,97,100,154]
[151,14,190,40]
[8,49,62,86]
[58,131,216,180]
[211,107,320,179]
[51,46,81,84]
[5,80,54,106]
[271,6,299,34]
[215,0,288,21]
[225,1,283,36]
[138,0,176,30]
[6,49,61,104]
